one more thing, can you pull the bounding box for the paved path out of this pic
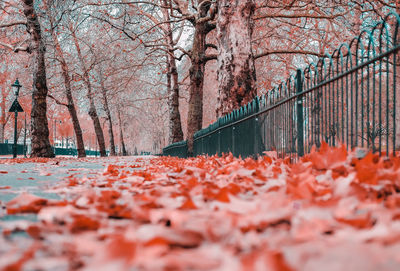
[0,157,149,224]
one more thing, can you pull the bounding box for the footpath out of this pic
[0,147,400,270]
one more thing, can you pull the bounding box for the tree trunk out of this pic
[117,107,127,156]
[161,3,184,144]
[0,123,5,143]
[185,0,216,155]
[216,0,257,117]
[71,30,107,157]
[22,0,54,158]
[47,10,86,157]
[186,20,209,155]
[168,53,184,144]
[100,72,116,156]
[0,88,6,143]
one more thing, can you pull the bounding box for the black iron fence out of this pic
[164,12,400,158]
[162,141,188,158]
[53,148,102,157]
[0,143,24,155]
[0,144,102,157]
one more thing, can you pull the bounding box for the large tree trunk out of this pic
[71,30,107,157]
[168,52,184,144]
[0,116,7,144]
[117,107,127,156]
[0,88,6,143]
[186,16,211,155]
[22,0,54,157]
[161,3,184,144]
[186,0,216,155]
[47,8,86,158]
[216,0,257,117]
[0,124,4,143]
[99,72,116,156]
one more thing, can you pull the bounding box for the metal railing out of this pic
[164,12,400,158]
[53,148,103,157]
[0,144,102,157]
[0,143,24,156]
[163,140,188,158]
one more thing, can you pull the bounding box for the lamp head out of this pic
[12,79,22,97]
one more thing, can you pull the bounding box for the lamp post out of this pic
[8,79,23,159]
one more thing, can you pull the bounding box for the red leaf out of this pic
[69,214,100,233]
[179,197,197,210]
[6,193,48,214]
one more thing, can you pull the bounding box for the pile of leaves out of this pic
[1,144,400,270]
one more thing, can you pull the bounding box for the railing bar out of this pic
[330,70,333,145]
[386,54,390,156]
[355,57,359,147]
[332,75,336,146]
[286,99,289,155]
[379,58,383,154]
[351,61,354,148]
[335,70,339,146]
[341,67,344,144]
[305,88,308,152]
[309,91,312,151]
[361,59,365,147]
[373,59,376,153]
[311,79,314,148]
[367,62,371,149]
[393,51,397,156]
[324,75,328,143]
[346,69,349,149]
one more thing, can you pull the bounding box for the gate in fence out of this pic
[163,12,400,159]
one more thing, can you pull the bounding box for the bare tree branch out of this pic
[0,41,30,53]
[47,94,68,107]
[0,21,26,28]
[255,49,325,59]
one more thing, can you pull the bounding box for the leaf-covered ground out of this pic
[1,144,400,270]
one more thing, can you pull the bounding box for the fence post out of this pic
[254,117,259,157]
[232,126,235,156]
[218,130,221,156]
[296,69,304,157]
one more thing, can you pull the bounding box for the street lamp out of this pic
[8,79,24,159]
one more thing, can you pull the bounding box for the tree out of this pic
[44,0,86,157]
[171,0,218,155]
[161,0,184,144]
[21,0,54,157]
[99,67,116,156]
[69,22,107,157]
[117,105,127,156]
[0,72,11,143]
[90,0,185,145]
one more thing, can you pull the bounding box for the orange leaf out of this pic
[216,188,230,203]
[179,197,197,210]
[6,193,48,214]
[69,215,100,233]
